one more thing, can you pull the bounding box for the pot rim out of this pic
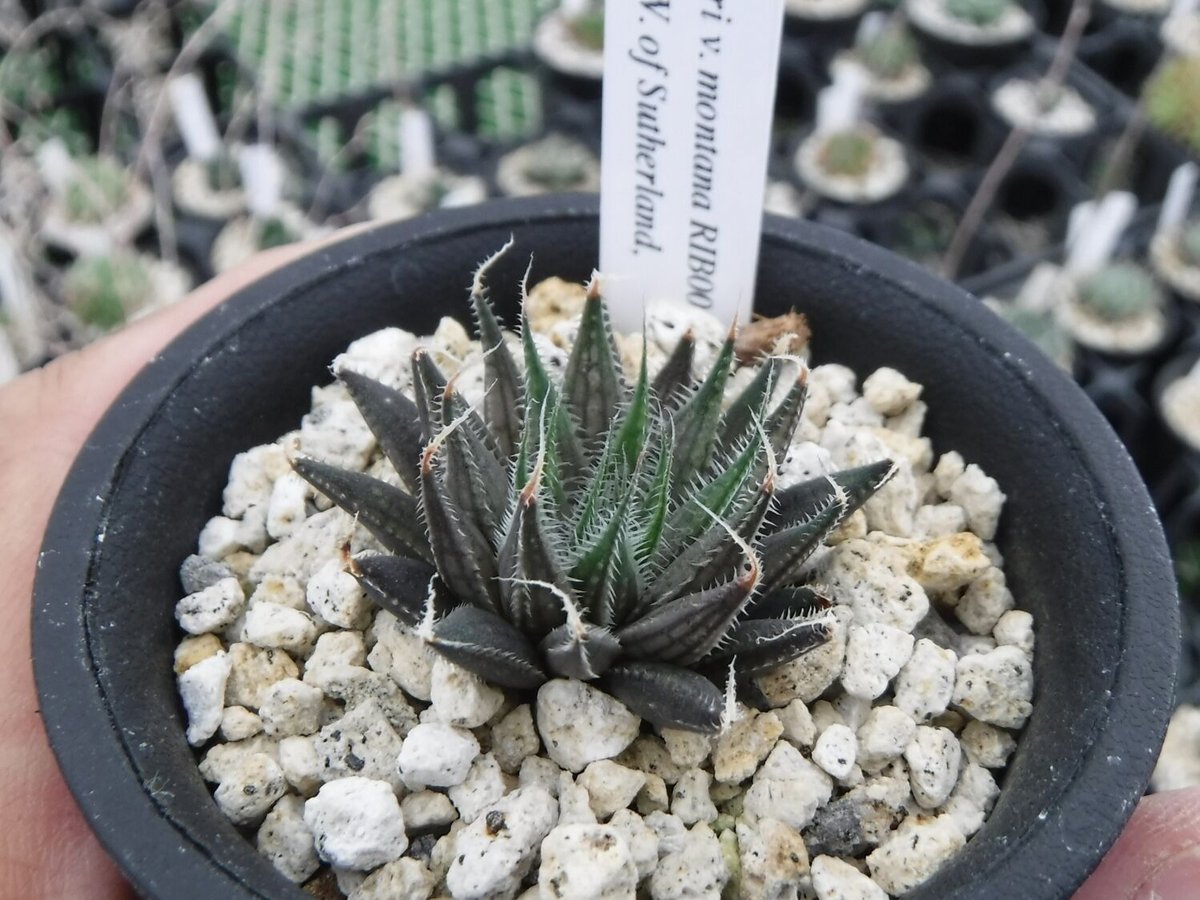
[33,194,1177,899]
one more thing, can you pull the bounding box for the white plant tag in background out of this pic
[1156,163,1198,237]
[1065,191,1136,275]
[855,11,888,44]
[599,0,787,330]
[239,144,284,218]
[815,67,865,135]
[168,74,222,163]
[1172,0,1198,16]
[398,107,437,178]
[1065,200,1094,250]
[36,139,76,195]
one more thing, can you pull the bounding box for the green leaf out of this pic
[470,261,524,460]
[703,617,831,678]
[430,605,546,689]
[291,456,432,564]
[760,461,893,591]
[521,313,587,489]
[670,330,735,490]
[540,621,622,680]
[651,329,696,407]
[602,662,723,732]
[338,369,424,493]
[497,468,572,637]
[563,282,626,442]
[419,440,502,614]
[614,345,651,471]
[618,552,758,666]
[633,429,673,565]
[411,348,448,439]
[352,555,438,628]
[716,357,783,458]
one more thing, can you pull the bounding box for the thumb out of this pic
[1074,788,1200,899]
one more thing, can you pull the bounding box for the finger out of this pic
[1074,788,1200,899]
[0,226,367,899]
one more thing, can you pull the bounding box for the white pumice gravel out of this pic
[176,300,1033,897]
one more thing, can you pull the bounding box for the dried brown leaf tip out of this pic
[735,310,812,365]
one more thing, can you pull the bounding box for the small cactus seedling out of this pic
[568,8,605,51]
[943,0,1013,27]
[992,303,1073,369]
[64,157,133,224]
[256,217,299,251]
[1180,220,1200,268]
[858,22,919,80]
[521,135,595,192]
[63,252,154,330]
[1143,58,1200,157]
[818,129,877,178]
[1077,262,1164,323]
[293,247,894,732]
[204,153,241,194]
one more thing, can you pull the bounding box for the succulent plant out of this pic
[858,22,919,80]
[256,216,299,250]
[943,0,1012,27]
[293,249,893,732]
[989,302,1072,370]
[521,136,594,191]
[62,251,154,330]
[1143,58,1200,157]
[204,153,241,193]
[1180,220,1200,268]
[568,9,605,51]
[1076,262,1163,323]
[818,129,877,178]
[64,156,132,223]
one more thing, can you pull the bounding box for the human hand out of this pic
[0,241,317,899]
[1075,786,1200,899]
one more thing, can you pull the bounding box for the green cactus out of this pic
[569,9,605,51]
[521,135,594,191]
[819,130,877,178]
[204,153,241,193]
[257,217,299,250]
[943,0,1013,27]
[1143,59,1200,157]
[1179,220,1200,268]
[292,248,893,732]
[991,303,1073,369]
[858,22,919,80]
[62,252,154,330]
[64,157,133,224]
[1077,262,1164,323]
[0,46,60,111]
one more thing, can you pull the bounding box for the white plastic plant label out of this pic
[599,0,787,330]
[1157,162,1198,237]
[239,143,284,218]
[168,74,222,163]
[398,107,437,178]
[1065,191,1136,275]
[815,67,865,135]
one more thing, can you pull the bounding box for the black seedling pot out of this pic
[899,74,1005,172]
[34,196,1177,899]
[1078,17,1163,97]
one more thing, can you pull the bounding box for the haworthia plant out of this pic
[294,245,894,732]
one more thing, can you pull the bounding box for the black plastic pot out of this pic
[899,73,1005,172]
[1077,17,1163,97]
[34,196,1177,899]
